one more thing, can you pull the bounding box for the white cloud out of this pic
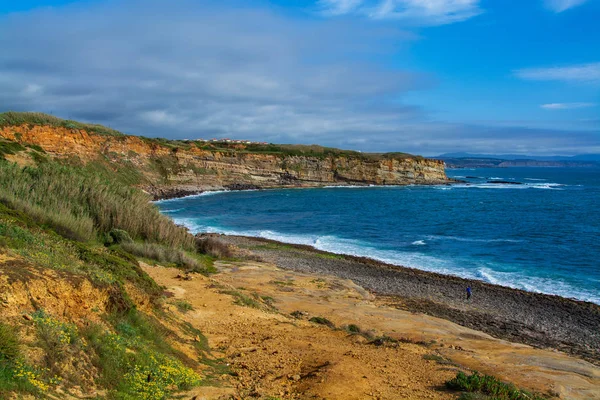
[544,0,589,13]
[317,0,482,25]
[541,102,596,109]
[319,0,364,15]
[22,84,43,96]
[515,62,600,83]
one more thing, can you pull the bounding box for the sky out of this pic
[0,0,599,156]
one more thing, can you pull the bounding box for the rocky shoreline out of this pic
[148,181,458,201]
[213,235,600,365]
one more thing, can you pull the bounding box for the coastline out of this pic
[205,234,600,365]
[148,180,456,201]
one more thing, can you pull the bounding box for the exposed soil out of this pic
[144,256,600,400]
[216,235,600,366]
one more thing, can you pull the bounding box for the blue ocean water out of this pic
[156,168,600,304]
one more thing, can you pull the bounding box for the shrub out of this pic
[0,323,20,362]
[196,236,234,258]
[172,300,194,313]
[309,317,335,328]
[345,324,361,334]
[0,140,25,159]
[83,311,201,399]
[446,371,545,400]
[110,229,134,244]
[31,310,79,372]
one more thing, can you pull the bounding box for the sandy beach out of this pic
[210,235,600,366]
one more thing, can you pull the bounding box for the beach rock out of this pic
[486,180,523,185]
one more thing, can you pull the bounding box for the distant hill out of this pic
[438,152,600,162]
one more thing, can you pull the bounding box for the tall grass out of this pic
[0,162,194,249]
[120,242,211,272]
[0,323,20,362]
[0,111,123,137]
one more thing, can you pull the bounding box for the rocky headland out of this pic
[0,114,450,200]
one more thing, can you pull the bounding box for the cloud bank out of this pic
[0,0,597,156]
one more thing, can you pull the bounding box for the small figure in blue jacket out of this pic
[466,286,472,300]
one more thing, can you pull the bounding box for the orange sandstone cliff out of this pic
[0,123,449,199]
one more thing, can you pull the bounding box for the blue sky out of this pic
[0,0,598,155]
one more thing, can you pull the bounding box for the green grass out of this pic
[0,111,124,137]
[422,353,457,366]
[83,310,200,399]
[220,290,262,309]
[314,252,345,260]
[446,372,546,400]
[0,203,163,305]
[172,300,194,314]
[250,243,296,251]
[0,139,25,159]
[0,161,194,248]
[0,323,20,362]
[270,280,295,286]
[120,242,214,273]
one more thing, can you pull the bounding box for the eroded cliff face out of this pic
[0,125,449,198]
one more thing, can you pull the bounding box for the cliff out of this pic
[441,156,598,169]
[0,113,449,199]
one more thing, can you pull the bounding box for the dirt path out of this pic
[143,260,600,400]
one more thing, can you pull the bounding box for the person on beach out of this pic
[466,286,472,300]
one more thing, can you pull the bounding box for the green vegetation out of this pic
[308,316,335,328]
[250,242,296,251]
[0,323,20,362]
[196,236,235,259]
[0,161,193,247]
[0,139,25,159]
[314,252,345,260]
[446,372,545,400]
[0,111,124,137]
[0,318,64,397]
[344,324,362,334]
[195,141,421,160]
[83,310,200,399]
[171,300,194,313]
[422,353,457,366]
[0,146,220,397]
[220,289,262,309]
[120,242,214,273]
[270,280,295,286]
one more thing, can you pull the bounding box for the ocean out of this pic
[156,167,600,305]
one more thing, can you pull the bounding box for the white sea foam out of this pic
[162,208,183,213]
[524,178,547,181]
[426,235,523,243]
[411,240,426,246]
[435,182,565,190]
[322,185,400,189]
[476,267,600,304]
[154,190,231,204]
[169,216,599,304]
